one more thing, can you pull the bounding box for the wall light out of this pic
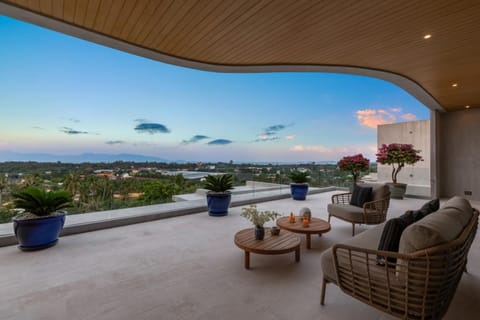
[465,105,471,109]
[423,34,432,39]
[452,83,458,87]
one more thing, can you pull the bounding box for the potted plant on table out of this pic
[241,204,280,240]
[288,170,309,200]
[376,143,423,199]
[337,154,370,190]
[204,174,233,216]
[12,188,72,251]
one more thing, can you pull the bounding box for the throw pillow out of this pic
[377,211,415,266]
[412,198,440,221]
[349,184,372,207]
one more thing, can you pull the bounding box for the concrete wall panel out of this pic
[439,109,480,200]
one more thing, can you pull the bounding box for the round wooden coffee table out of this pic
[276,216,331,249]
[234,228,301,269]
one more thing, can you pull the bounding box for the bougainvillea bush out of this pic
[376,143,423,184]
[337,154,370,183]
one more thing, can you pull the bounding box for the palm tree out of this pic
[0,177,7,206]
[64,173,80,197]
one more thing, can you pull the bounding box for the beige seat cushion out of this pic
[321,223,385,282]
[327,203,364,223]
[399,196,473,254]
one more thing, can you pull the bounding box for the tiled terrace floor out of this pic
[0,192,479,320]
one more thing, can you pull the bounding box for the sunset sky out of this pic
[0,15,429,163]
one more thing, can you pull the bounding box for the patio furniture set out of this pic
[234,183,479,319]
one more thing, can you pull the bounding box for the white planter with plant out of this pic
[376,143,423,199]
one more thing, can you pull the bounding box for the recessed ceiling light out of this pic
[452,83,458,87]
[424,34,432,39]
[465,105,471,109]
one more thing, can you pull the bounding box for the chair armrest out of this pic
[332,244,410,312]
[362,198,390,224]
[331,192,352,204]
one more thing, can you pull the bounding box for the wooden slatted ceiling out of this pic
[2,0,480,111]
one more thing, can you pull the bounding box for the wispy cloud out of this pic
[402,113,417,121]
[60,127,89,135]
[134,122,170,134]
[105,140,126,145]
[69,118,80,123]
[255,134,280,142]
[289,144,379,161]
[265,124,287,135]
[181,135,210,145]
[207,139,232,145]
[32,126,45,130]
[290,145,331,153]
[285,135,296,140]
[255,123,293,142]
[357,109,396,128]
[357,108,418,129]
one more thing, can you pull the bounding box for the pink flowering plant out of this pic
[337,154,370,184]
[376,143,423,184]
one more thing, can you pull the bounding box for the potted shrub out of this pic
[337,154,370,190]
[288,170,309,200]
[12,188,72,251]
[241,204,280,240]
[376,143,423,199]
[204,174,233,216]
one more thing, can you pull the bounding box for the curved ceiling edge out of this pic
[0,2,445,112]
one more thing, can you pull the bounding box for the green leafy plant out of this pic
[288,170,309,184]
[241,204,280,228]
[12,188,72,217]
[376,143,423,184]
[338,154,370,184]
[203,174,233,193]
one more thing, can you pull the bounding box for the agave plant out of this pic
[288,170,309,184]
[204,174,233,193]
[12,188,72,217]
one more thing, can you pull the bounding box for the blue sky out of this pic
[0,15,429,163]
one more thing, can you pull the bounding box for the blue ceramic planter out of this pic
[13,213,66,251]
[206,192,232,216]
[290,183,309,200]
[255,227,265,240]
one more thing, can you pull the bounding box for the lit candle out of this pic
[289,212,296,223]
[302,217,309,227]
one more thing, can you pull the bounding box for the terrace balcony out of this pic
[1,191,478,320]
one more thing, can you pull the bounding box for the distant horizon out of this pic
[0,149,343,165]
[0,15,429,163]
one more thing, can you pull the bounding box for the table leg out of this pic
[306,234,311,249]
[295,246,300,262]
[318,233,322,237]
[244,251,250,269]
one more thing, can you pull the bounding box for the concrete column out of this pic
[430,110,440,198]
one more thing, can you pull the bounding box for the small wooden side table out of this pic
[276,216,331,249]
[234,228,301,269]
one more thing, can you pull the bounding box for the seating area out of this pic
[327,183,391,236]
[0,191,478,320]
[321,196,478,319]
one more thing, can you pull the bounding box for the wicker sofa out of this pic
[320,196,478,320]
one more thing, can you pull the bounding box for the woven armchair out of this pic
[328,184,391,236]
[321,209,478,320]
